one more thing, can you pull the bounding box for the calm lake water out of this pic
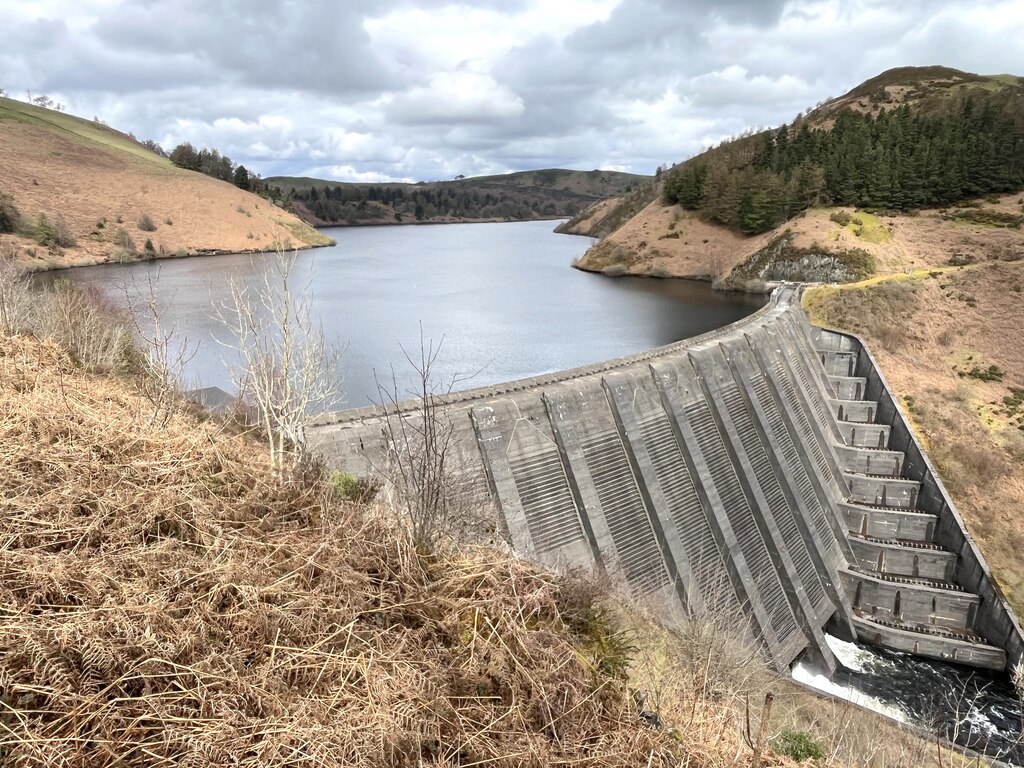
[66,220,764,407]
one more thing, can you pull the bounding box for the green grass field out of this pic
[0,96,172,168]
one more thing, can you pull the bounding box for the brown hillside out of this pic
[573,199,764,278]
[806,261,1024,615]
[0,97,330,271]
[805,66,1024,127]
[574,193,1024,282]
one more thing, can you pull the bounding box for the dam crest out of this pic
[308,284,1023,674]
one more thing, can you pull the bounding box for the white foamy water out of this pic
[792,660,912,723]
[793,635,1022,766]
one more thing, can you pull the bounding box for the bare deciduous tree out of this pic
[217,249,342,477]
[0,251,32,335]
[122,271,196,427]
[374,332,492,553]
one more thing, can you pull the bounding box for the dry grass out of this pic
[0,333,726,767]
[0,270,973,767]
[0,97,330,272]
[805,260,1024,614]
[573,191,1024,286]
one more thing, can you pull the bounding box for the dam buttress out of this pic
[308,284,1023,673]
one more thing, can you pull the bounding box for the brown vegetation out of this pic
[0,333,685,767]
[0,266,964,766]
[573,193,1024,286]
[806,261,1024,613]
[572,201,760,279]
[0,96,330,272]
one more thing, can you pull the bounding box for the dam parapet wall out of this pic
[307,285,1023,674]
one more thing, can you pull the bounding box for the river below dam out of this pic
[64,219,764,407]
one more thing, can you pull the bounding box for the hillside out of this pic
[267,168,651,227]
[571,66,1024,285]
[0,97,331,271]
[806,261,1024,616]
[805,66,1024,126]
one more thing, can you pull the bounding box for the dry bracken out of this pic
[0,334,713,768]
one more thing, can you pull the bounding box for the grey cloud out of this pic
[92,0,405,94]
[2,0,1022,182]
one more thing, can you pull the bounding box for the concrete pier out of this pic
[308,284,1023,673]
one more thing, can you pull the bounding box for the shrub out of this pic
[329,471,379,503]
[164,216,173,226]
[5,277,131,371]
[114,227,136,253]
[829,210,852,227]
[602,263,627,277]
[0,194,20,234]
[960,364,1004,382]
[33,214,56,246]
[51,215,76,247]
[0,255,33,334]
[948,252,975,267]
[29,213,75,247]
[137,213,157,232]
[771,729,826,762]
[143,238,156,256]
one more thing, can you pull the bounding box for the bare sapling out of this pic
[0,250,32,335]
[122,270,196,427]
[374,331,491,553]
[217,249,342,478]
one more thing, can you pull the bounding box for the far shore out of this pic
[307,214,571,229]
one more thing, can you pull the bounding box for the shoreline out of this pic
[12,238,335,274]
[307,214,571,230]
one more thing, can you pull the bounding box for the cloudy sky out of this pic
[3,0,1023,182]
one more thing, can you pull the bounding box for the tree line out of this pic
[662,96,1024,235]
[157,141,276,198]
[283,183,571,224]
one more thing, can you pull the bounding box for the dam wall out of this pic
[308,285,1023,674]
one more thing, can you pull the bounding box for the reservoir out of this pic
[66,220,764,407]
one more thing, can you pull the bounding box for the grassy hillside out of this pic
[807,66,1024,125]
[267,169,651,227]
[0,97,330,271]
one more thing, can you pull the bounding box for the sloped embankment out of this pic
[0,334,705,767]
[0,96,330,271]
[572,194,1024,289]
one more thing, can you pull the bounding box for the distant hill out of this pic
[568,66,1024,286]
[0,97,330,271]
[266,169,652,227]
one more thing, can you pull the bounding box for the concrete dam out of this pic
[308,284,1024,675]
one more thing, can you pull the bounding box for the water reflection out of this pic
[62,220,764,407]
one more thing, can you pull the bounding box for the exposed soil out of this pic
[573,194,1024,283]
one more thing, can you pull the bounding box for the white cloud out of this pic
[383,71,525,125]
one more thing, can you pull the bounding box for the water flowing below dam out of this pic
[309,283,1024,762]
[797,636,1023,760]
